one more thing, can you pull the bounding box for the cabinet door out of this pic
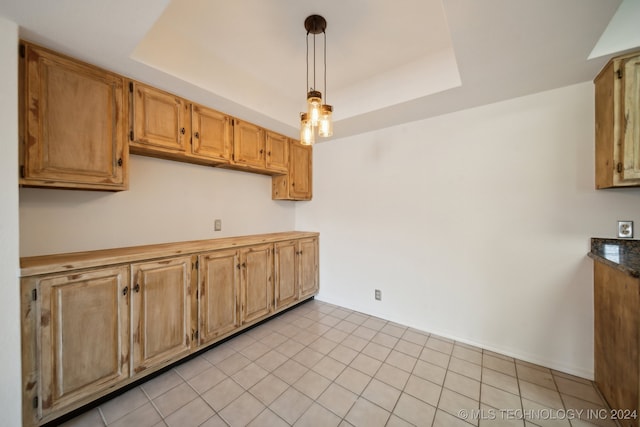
[240,244,273,324]
[190,104,232,163]
[232,120,265,169]
[132,82,189,154]
[199,250,240,345]
[265,131,289,173]
[290,141,313,200]
[299,238,319,299]
[37,266,129,417]
[622,54,640,180]
[274,240,298,309]
[22,43,127,191]
[131,257,191,373]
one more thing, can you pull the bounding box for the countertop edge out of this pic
[587,251,640,278]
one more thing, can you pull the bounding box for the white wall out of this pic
[0,15,22,427]
[297,81,640,378]
[20,156,297,255]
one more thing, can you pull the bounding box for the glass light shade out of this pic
[306,90,322,126]
[300,113,315,145]
[318,104,333,137]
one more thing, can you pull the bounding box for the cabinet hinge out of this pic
[32,289,37,301]
[129,81,133,92]
[20,165,25,179]
[616,69,623,79]
[195,330,199,340]
[19,44,25,58]
[195,259,199,269]
[32,396,38,409]
[617,162,624,174]
[129,130,134,141]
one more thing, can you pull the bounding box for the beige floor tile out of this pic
[439,389,480,426]
[345,312,369,325]
[323,328,349,343]
[293,346,325,368]
[516,364,556,390]
[293,370,331,400]
[331,308,353,320]
[551,370,592,385]
[372,331,400,348]
[164,397,215,427]
[405,374,443,406]
[451,356,483,381]
[277,324,304,338]
[294,402,342,427]
[59,408,104,427]
[270,387,314,424]
[312,355,347,381]
[174,356,212,381]
[99,387,149,424]
[434,408,477,427]
[478,405,525,427]
[328,343,359,365]
[108,402,162,427]
[386,349,418,373]
[187,366,227,395]
[276,338,305,358]
[456,341,484,352]
[363,317,388,331]
[516,359,551,374]
[246,409,289,427]
[309,336,338,355]
[420,347,451,369]
[554,377,602,405]
[413,359,447,385]
[317,383,358,418]
[201,343,237,365]
[319,314,341,327]
[294,329,323,345]
[219,391,265,427]
[387,414,415,427]
[216,353,252,376]
[350,352,383,376]
[394,339,423,358]
[483,354,517,377]
[403,330,430,346]
[482,367,520,395]
[273,359,309,384]
[426,337,454,354]
[392,392,437,427]
[362,378,402,411]
[352,325,377,341]
[255,349,288,371]
[362,341,392,361]
[484,350,514,362]
[231,362,269,389]
[201,377,245,412]
[519,380,563,409]
[561,394,617,427]
[306,323,332,336]
[240,340,271,360]
[153,382,198,417]
[381,323,407,338]
[453,345,483,365]
[341,334,369,352]
[227,333,257,351]
[481,383,522,412]
[375,362,411,390]
[446,370,481,400]
[141,370,185,400]
[335,320,359,334]
[335,366,372,395]
[345,397,390,427]
[520,398,571,427]
[249,373,289,405]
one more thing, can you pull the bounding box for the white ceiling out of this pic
[0,0,635,140]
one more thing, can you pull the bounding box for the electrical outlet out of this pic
[214,219,222,231]
[374,289,381,301]
[618,220,633,238]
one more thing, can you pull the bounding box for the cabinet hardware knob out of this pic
[133,283,140,293]
[117,158,123,167]
[237,264,241,270]
[122,286,128,296]
[180,127,186,135]
[268,151,271,156]
[242,262,246,268]
[194,132,199,139]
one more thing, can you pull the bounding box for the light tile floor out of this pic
[61,300,617,427]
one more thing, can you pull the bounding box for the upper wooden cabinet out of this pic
[232,119,265,169]
[595,51,640,188]
[20,42,128,191]
[265,131,290,173]
[189,103,233,163]
[131,82,189,155]
[272,139,313,200]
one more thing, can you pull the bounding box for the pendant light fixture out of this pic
[300,14,333,145]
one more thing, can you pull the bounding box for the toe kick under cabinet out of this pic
[20,232,319,426]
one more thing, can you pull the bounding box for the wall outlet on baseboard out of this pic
[374,289,382,301]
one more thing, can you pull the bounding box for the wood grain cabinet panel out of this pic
[20,42,127,191]
[298,237,319,299]
[240,244,273,324]
[198,249,240,345]
[131,82,189,155]
[34,266,130,418]
[595,51,640,188]
[190,104,233,163]
[131,257,191,373]
[272,139,312,200]
[274,240,298,309]
[265,131,289,173]
[232,119,265,169]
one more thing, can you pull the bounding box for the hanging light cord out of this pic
[323,30,327,102]
[313,32,317,91]
[306,31,309,92]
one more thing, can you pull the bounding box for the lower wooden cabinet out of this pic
[20,232,318,426]
[131,257,192,374]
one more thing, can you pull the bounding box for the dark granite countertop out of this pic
[589,238,640,278]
